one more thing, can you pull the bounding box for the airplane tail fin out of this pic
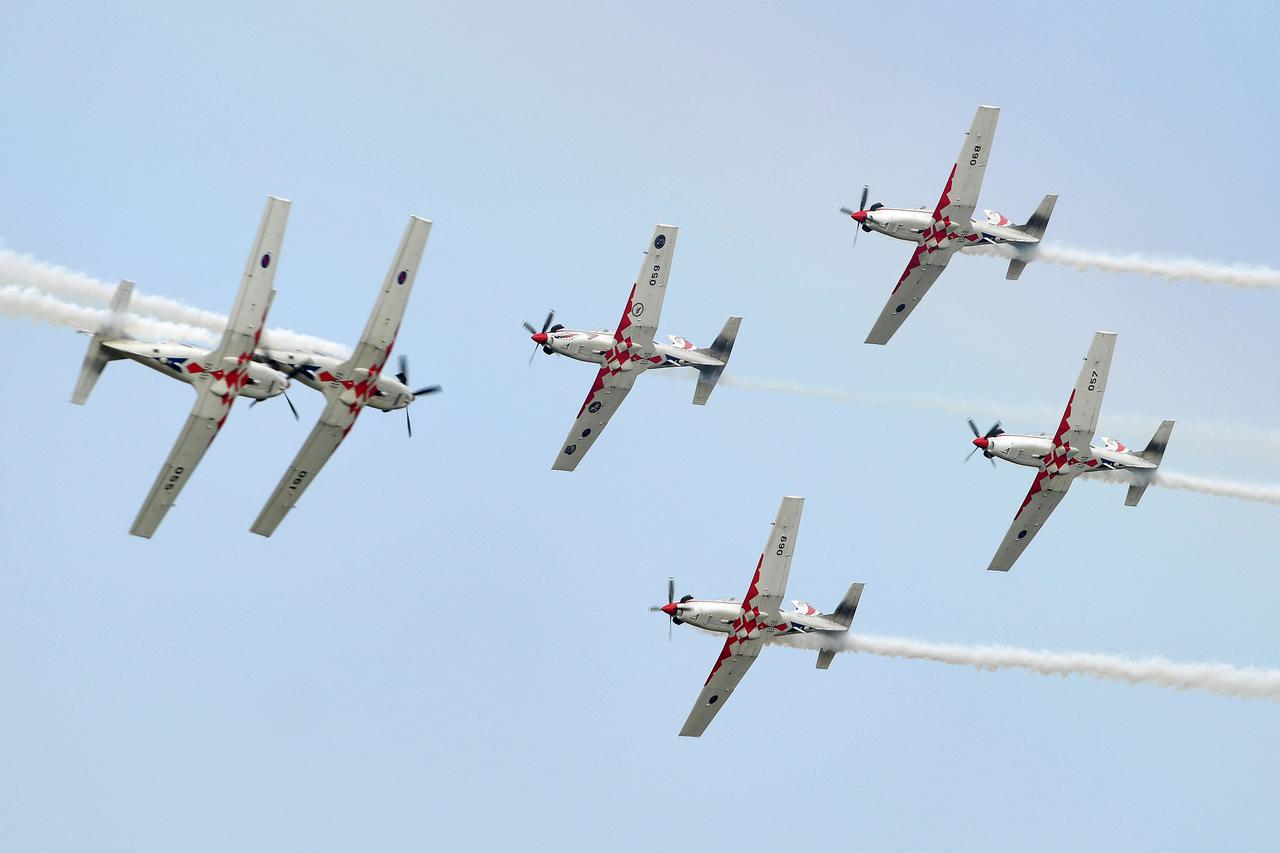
[1006,194,1058,280]
[1125,420,1174,507]
[816,582,864,670]
[692,316,741,406]
[71,279,133,405]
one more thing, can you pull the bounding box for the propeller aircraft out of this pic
[840,105,1058,345]
[251,216,439,537]
[972,331,1174,571]
[71,196,293,538]
[527,224,741,471]
[654,496,865,737]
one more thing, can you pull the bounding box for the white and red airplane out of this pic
[653,496,865,737]
[527,224,740,471]
[71,196,293,538]
[840,105,1058,345]
[250,216,439,537]
[972,331,1174,571]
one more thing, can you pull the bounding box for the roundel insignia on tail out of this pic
[654,234,666,249]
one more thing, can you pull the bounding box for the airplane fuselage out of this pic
[102,340,290,401]
[258,350,417,412]
[984,432,1157,476]
[858,206,1037,248]
[540,328,722,369]
[666,598,846,637]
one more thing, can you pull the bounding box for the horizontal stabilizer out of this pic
[692,316,741,406]
[71,279,134,405]
[1005,258,1028,281]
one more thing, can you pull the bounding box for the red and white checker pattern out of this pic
[703,556,790,685]
[575,283,660,417]
[1016,390,1099,518]
[890,166,982,295]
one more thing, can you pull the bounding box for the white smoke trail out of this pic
[1091,469,1280,507]
[0,249,351,357]
[703,374,1280,458]
[773,632,1280,701]
[0,285,219,345]
[961,242,1280,290]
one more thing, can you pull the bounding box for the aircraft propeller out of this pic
[250,348,303,420]
[395,354,442,438]
[649,577,695,640]
[522,310,560,364]
[838,185,872,246]
[966,417,1004,467]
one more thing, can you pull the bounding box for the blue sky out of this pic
[2,3,1278,850]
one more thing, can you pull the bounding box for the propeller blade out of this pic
[249,397,261,408]
[667,577,675,605]
[541,310,555,334]
[967,417,981,438]
[528,345,538,365]
[397,354,409,386]
[965,446,978,463]
[411,385,442,396]
[859,184,870,211]
[405,406,412,438]
[989,455,997,469]
[668,619,672,641]
[283,391,299,421]
[838,206,855,216]
[522,320,537,335]
[985,421,1003,439]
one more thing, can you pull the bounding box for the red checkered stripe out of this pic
[185,322,268,431]
[1015,390,1099,518]
[575,283,660,417]
[316,327,401,435]
[703,556,791,685]
[890,166,980,295]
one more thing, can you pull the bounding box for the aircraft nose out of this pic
[972,437,989,449]
[531,332,548,345]
[660,602,678,616]
[851,210,868,223]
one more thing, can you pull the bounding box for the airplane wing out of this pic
[250,216,432,537]
[939,105,999,226]
[131,197,290,538]
[549,224,678,471]
[864,244,951,345]
[550,366,636,471]
[987,470,1071,572]
[620,224,678,353]
[1059,331,1117,451]
[864,106,999,346]
[678,497,804,737]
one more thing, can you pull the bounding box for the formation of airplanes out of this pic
[59,105,1187,736]
[71,198,440,539]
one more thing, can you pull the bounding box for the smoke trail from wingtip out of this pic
[961,242,1280,290]
[0,249,351,357]
[704,374,1280,458]
[0,285,219,344]
[773,632,1280,701]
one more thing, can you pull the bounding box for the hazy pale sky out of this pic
[2,3,1277,850]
